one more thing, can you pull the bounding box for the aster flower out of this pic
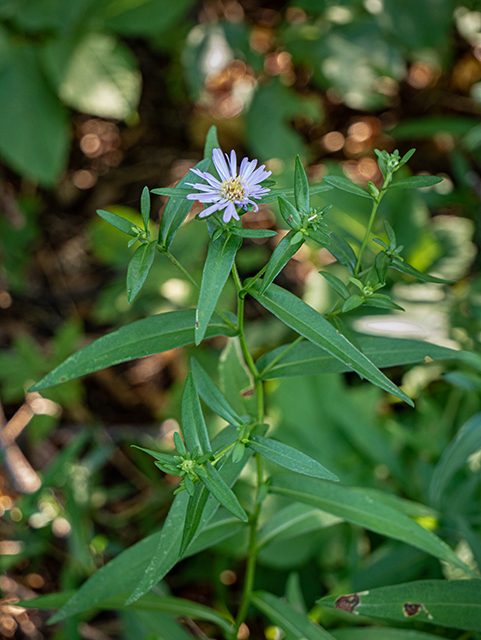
[186,149,272,224]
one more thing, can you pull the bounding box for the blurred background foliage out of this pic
[1,0,481,638]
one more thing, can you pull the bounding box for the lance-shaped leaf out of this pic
[257,335,461,380]
[125,427,250,606]
[249,282,413,405]
[257,502,341,549]
[429,412,481,506]
[251,591,335,640]
[332,629,447,640]
[319,580,481,632]
[196,232,241,345]
[126,241,157,303]
[294,155,310,214]
[200,461,248,522]
[229,227,277,239]
[190,358,244,427]
[258,230,303,295]
[270,476,474,576]
[390,256,454,283]
[49,480,246,621]
[256,183,332,205]
[179,483,210,558]
[181,372,211,454]
[388,175,443,189]
[323,176,372,199]
[131,446,177,466]
[278,195,302,230]
[140,186,150,231]
[247,435,338,481]
[97,209,140,237]
[155,157,211,250]
[30,310,237,391]
[319,272,350,300]
[326,231,357,274]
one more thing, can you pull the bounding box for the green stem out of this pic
[231,260,266,636]
[354,175,391,276]
[243,264,268,291]
[159,246,237,332]
[234,453,263,636]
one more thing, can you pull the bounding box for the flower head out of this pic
[186,149,272,224]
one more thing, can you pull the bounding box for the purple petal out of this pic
[198,202,227,218]
[229,150,237,177]
[212,149,230,182]
[223,202,239,223]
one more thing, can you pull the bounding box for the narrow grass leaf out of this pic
[429,412,481,506]
[127,241,157,303]
[157,157,211,249]
[196,233,241,345]
[318,580,481,632]
[388,175,443,189]
[181,372,211,454]
[249,282,413,405]
[270,476,474,575]
[190,358,244,427]
[247,435,338,481]
[251,591,335,639]
[323,176,372,199]
[30,310,237,391]
[257,335,461,380]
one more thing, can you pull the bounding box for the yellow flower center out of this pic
[220,177,245,202]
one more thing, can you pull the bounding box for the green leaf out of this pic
[326,232,357,274]
[179,483,209,558]
[141,186,150,231]
[103,0,196,36]
[30,310,237,391]
[319,272,350,300]
[229,227,277,239]
[390,257,454,283]
[342,294,364,313]
[319,580,481,632]
[157,158,211,250]
[196,233,241,345]
[257,335,461,380]
[249,282,413,405]
[126,428,249,606]
[388,175,443,189]
[49,473,245,621]
[19,591,75,609]
[278,194,303,231]
[0,44,69,185]
[294,156,310,214]
[323,176,372,199]
[126,241,157,303]
[200,462,248,522]
[131,446,177,466]
[58,32,141,120]
[258,230,303,295]
[97,209,139,237]
[247,435,338,481]
[270,476,474,575]
[429,412,481,507]
[204,125,219,169]
[190,358,244,427]
[332,628,450,640]
[181,372,211,454]
[251,591,335,639]
[257,502,341,549]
